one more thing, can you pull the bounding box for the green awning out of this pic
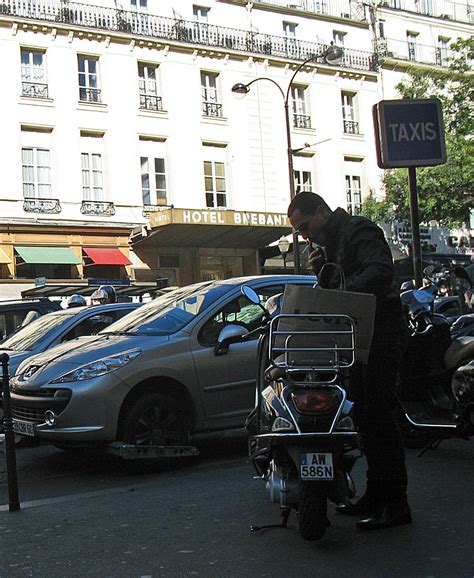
[15,246,82,265]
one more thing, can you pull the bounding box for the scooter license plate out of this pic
[300,452,334,480]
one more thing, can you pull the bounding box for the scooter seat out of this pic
[444,337,474,371]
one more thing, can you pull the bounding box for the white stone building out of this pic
[0,0,471,294]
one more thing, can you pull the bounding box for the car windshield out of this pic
[102,281,231,336]
[0,310,75,352]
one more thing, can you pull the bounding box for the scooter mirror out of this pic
[241,285,260,305]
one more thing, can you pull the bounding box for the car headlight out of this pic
[51,350,141,383]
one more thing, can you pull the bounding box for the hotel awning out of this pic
[133,208,291,249]
[15,246,81,265]
[83,247,132,266]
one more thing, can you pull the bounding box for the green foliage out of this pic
[361,37,474,226]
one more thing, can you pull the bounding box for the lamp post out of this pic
[277,235,290,273]
[232,43,343,275]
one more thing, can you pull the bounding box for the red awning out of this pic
[83,247,132,266]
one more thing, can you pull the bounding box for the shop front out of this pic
[130,207,292,286]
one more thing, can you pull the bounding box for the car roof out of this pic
[43,302,142,317]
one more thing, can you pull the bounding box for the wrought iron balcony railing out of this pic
[378,0,471,24]
[202,101,223,118]
[253,0,366,22]
[23,197,61,213]
[376,38,462,67]
[139,94,163,111]
[343,120,360,134]
[80,200,115,216]
[79,87,101,103]
[22,81,49,98]
[293,114,311,129]
[142,203,168,217]
[0,0,375,72]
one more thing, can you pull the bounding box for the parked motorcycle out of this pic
[237,286,360,541]
[398,276,474,450]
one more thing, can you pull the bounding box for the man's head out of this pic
[287,192,332,245]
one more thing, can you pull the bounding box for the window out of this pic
[198,285,284,347]
[407,32,418,61]
[131,0,147,11]
[283,21,297,38]
[139,138,167,207]
[21,49,47,98]
[22,147,52,198]
[294,170,313,193]
[437,37,450,66]
[140,157,167,206]
[81,134,105,201]
[283,21,298,57]
[333,30,346,47]
[203,145,228,209]
[201,72,222,118]
[291,86,311,129]
[78,56,100,103]
[138,63,162,111]
[417,0,433,15]
[193,5,209,22]
[378,20,385,38]
[341,92,359,135]
[81,153,103,200]
[345,175,362,215]
[344,157,364,215]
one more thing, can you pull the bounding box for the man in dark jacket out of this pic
[287,192,411,530]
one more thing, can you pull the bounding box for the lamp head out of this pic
[324,43,344,65]
[278,235,290,255]
[231,83,250,97]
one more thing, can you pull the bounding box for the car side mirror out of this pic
[214,324,249,356]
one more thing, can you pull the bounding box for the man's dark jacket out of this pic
[320,208,403,333]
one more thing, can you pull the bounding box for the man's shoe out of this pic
[356,505,412,530]
[335,497,378,517]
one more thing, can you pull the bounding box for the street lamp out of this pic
[277,235,290,272]
[232,43,343,274]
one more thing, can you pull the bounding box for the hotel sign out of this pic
[149,208,289,229]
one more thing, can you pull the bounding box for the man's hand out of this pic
[307,245,326,275]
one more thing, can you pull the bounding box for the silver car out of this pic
[10,276,313,448]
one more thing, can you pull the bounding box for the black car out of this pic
[0,298,61,341]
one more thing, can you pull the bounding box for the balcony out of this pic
[80,200,115,216]
[202,101,223,118]
[0,0,376,72]
[139,94,163,111]
[252,0,365,22]
[378,0,470,24]
[343,120,360,134]
[23,197,61,213]
[376,38,461,67]
[79,87,101,103]
[22,81,49,98]
[293,114,311,129]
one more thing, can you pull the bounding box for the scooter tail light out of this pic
[291,390,339,414]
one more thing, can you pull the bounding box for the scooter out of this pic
[397,279,474,451]
[240,286,360,541]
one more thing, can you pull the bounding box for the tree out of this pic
[361,37,474,227]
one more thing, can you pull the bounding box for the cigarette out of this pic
[302,243,311,254]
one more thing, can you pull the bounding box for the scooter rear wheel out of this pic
[298,481,328,541]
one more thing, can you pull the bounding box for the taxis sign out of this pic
[373,99,446,168]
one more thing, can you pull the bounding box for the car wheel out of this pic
[120,393,188,447]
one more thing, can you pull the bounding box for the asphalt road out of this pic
[0,434,473,577]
